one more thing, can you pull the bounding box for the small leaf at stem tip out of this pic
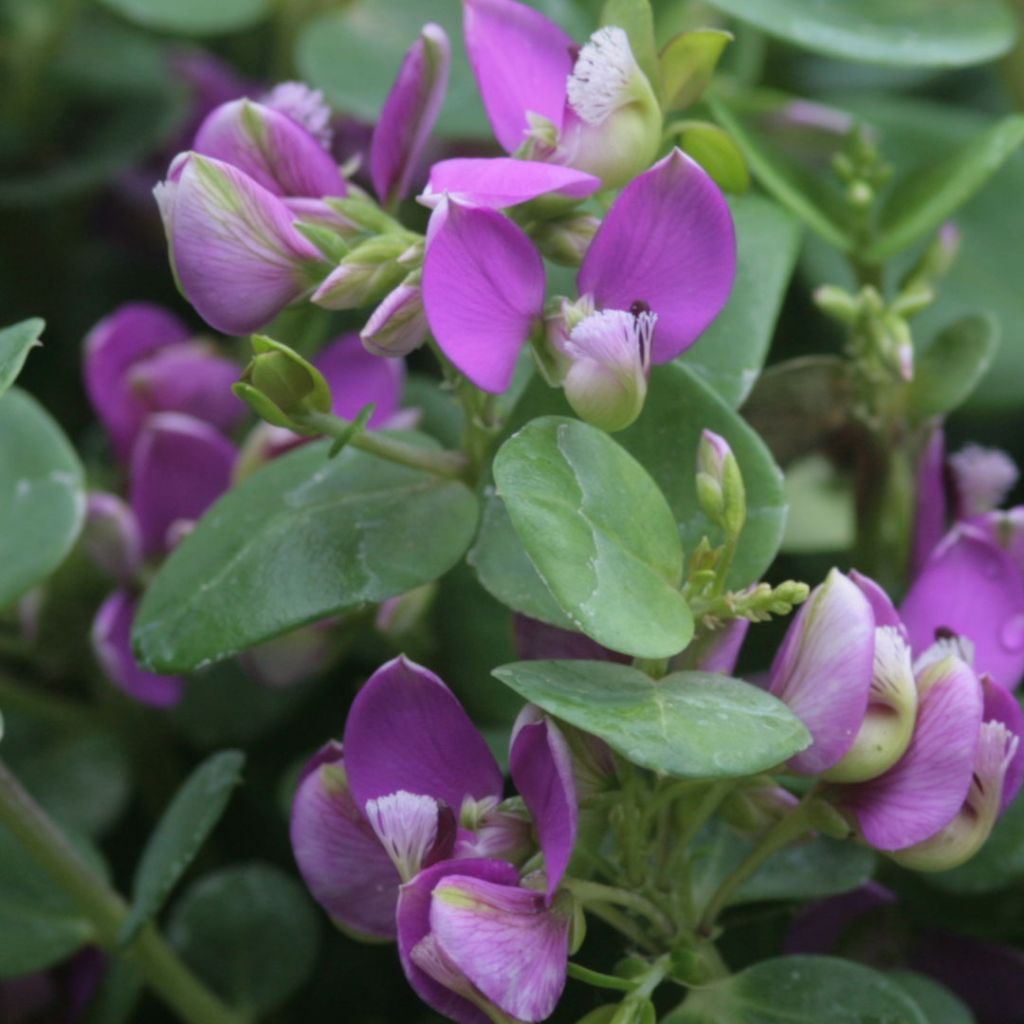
[0,318,44,397]
[328,404,376,458]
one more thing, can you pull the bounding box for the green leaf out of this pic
[0,318,44,396]
[660,29,732,111]
[134,438,479,673]
[868,115,1024,262]
[0,388,86,609]
[96,0,270,35]
[801,96,1024,412]
[680,195,802,407]
[169,863,320,1015]
[671,956,927,1023]
[887,971,975,1024]
[708,95,852,250]
[674,121,750,194]
[492,661,810,777]
[689,819,874,910]
[781,454,855,554]
[702,0,1016,67]
[908,313,1000,418]
[601,0,659,87]
[120,751,245,945]
[0,820,106,976]
[494,417,692,659]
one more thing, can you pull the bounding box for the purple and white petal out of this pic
[421,158,600,210]
[849,570,905,633]
[290,742,401,940]
[422,199,545,393]
[577,149,736,363]
[510,707,578,898]
[343,656,504,813]
[981,675,1024,813]
[91,590,184,707]
[83,493,143,586]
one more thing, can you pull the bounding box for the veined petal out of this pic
[421,158,600,210]
[849,570,905,633]
[398,858,520,1024]
[126,342,245,436]
[361,281,429,358]
[193,98,346,198]
[165,154,324,336]
[129,413,236,556]
[422,199,544,393]
[509,707,578,898]
[343,656,504,813]
[371,24,451,206]
[290,742,401,940]
[365,790,454,882]
[837,654,983,850]
[577,149,736,362]
[769,569,876,775]
[83,303,191,460]
[313,333,404,427]
[981,675,1024,813]
[91,590,183,707]
[462,0,574,153]
[431,875,571,1023]
[901,524,1024,690]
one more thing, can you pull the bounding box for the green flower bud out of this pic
[233,335,331,433]
[311,234,412,311]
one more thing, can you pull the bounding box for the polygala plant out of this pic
[1,0,1024,1022]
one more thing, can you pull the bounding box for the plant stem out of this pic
[301,411,469,480]
[0,759,246,1024]
[698,797,814,935]
[582,902,659,954]
[566,963,637,992]
[564,878,674,938]
[676,781,736,853]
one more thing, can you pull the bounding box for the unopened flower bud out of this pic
[561,308,653,432]
[813,285,859,324]
[361,277,429,356]
[83,492,142,585]
[374,583,436,640]
[531,213,600,266]
[311,234,411,310]
[823,626,918,784]
[949,444,1019,517]
[696,429,746,538]
[233,335,332,432]
[557,27,662,189]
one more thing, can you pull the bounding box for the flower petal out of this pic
[769,569,876,775]
[91,590,183,707]
[849,570,905,632]
[83,303,191,460]
[981,675,1024,813]
[696,618,750,675]
[421,158,600,210]
[512,615,626,662]
[129,412,236,556]
[83,492,143,585]
[510,707,577,898]
[462,0,574,153]
[431,874,571,1023]
[290,742,400,940]
[397,858,519,1024]
[371,24,451,206]
[901,524,1024,690]
[422,199,544,393]
[314,333,404,427]
[165,154,324,336]
[577,148,736,362]
[193,98,346,198]
[343,656,504,813]
[837,655,983,850]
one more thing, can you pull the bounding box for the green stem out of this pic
[582,902,658,954]
[564,879,674,938]
[676,780,736,853]
[0,759,246,1024]
[301,411,469,480]
[566,963,637,992]
[698,797,814,935]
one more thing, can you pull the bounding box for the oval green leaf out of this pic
[120,751,246,945]
[680,195,801,407]
[492,661,810,777]
[887,972,974,1024]
[134,438,479,673]
[96,0,270,35]
[0,318,44,396]
[704,0,1016,67]
[494,417,692,659]
[868,115,1024,262]
[169,863,319,1015]
[673,956,927,1023]
[909,313,1000,418]
[0,388,86,609]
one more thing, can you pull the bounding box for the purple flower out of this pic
[950,444,1019,519]
[422,149,735,395]
[83,302,243,460]
[155,153,328,336]
[290,656,578,1018]
[420,157,601,210]
[88,414,237,706]
[370,24,451,208]
[463,0,661,187]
